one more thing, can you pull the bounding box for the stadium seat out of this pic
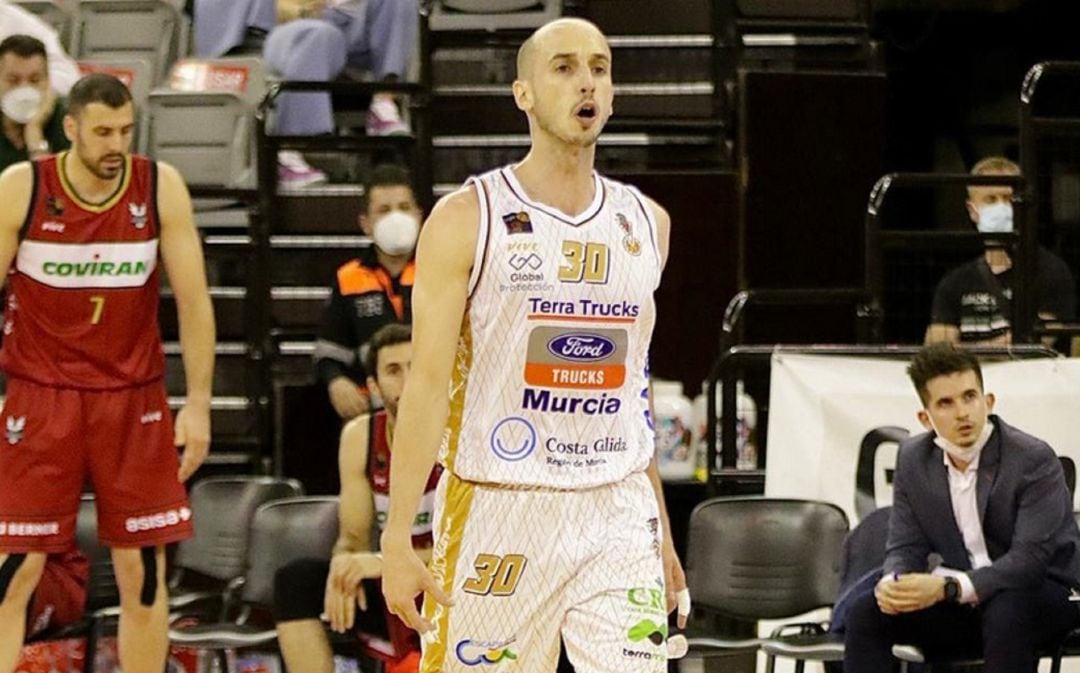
[12,0,73,49]
[892,628,1080,672]
[145,57,266,189]
[759,506,891,669]
[169,476,304,615]
[168,496,339,668]
[70,0,184,85]
[77,58,152,152]
[429,0,561,31]
[684,497,849,670]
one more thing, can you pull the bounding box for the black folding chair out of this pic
[685,496,849,672]
[168,496,339,668]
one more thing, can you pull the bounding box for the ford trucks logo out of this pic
[547,333,616,362]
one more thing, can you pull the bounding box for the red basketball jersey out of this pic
[368,410,442,549]
[1,153,165,389]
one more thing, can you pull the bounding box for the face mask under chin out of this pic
[931,417,993,465]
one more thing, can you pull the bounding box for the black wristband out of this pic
[943,576,961,603]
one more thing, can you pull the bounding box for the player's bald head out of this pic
[516,18,609,81]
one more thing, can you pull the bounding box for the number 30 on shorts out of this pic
[462,553,528,596]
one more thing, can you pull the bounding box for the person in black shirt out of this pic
[0,35,71,172]
[925,157,1076,346]
[314,164,421,419]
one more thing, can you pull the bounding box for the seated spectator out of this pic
[191,0,275,60]
[0,0,79,95]
[925,156,1076,346]
[843,342,1080,673]
[191,0,418,188]
[0,35,71,173]
[314,164,421,420]
[275,324,437,673]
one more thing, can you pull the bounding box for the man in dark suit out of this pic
[844,342,1080,673]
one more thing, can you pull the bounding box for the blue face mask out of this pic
[976,202,1013,234]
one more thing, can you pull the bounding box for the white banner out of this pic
[765,354,1080,524]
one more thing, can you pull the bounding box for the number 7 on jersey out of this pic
[89,295,105,324]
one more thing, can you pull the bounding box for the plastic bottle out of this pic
[690,380,758,479]
[653,380,694,481]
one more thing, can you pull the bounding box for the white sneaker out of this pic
[366,95,409,136]
[278,151,327,189]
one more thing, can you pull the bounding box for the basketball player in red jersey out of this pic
[0,74,215,673]
[276,324,440,673]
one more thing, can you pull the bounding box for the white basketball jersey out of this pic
[438,166,662,489]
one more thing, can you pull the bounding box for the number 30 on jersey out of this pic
[558,241,610,284]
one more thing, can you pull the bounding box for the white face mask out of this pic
[976,202,1013,234]
[371,210,420,257]
[930,415,993,466]
[1,85,41,125]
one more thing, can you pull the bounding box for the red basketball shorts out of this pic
[0,377,193,552]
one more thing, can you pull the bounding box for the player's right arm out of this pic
[325,415,381,632]
[381,186,479,633]
[0,163,34,284]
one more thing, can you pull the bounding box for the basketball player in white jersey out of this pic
[381,18,688,672]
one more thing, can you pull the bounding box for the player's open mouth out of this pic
[575,103,597,120]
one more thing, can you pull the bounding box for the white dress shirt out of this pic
[0,0,80,94]
[933,437,994,604]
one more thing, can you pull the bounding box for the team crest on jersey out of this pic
[502,211,533,235]
[129,203,148,229]
[5,416,26,445]
[616,213,642,256]
[46,195,65,217]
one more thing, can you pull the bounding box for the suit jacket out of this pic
[885,415,1080,601]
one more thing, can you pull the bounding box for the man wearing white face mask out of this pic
[0,35,70,173]
[843,342,1080,673]
[925,156,1075,346]
[0,1,79,95]
[314,163,421,420]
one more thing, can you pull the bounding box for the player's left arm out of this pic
[639,197,689,627]
[157,162,216,482]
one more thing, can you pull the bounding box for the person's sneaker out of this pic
[278,151,327,189]
[366,95,410,136]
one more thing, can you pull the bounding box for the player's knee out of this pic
[113,547,164,607]
[0,553,46,607]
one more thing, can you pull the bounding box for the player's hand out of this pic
[662,539,690,629]
[875,573,945,614]
[380,538,452,634]
[324,552,383,631]
[175,404,211,482]
[328,377,369,420]
[324,579,358,633]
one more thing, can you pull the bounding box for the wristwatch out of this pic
[28,140,49,156]
[943,576,961,603]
